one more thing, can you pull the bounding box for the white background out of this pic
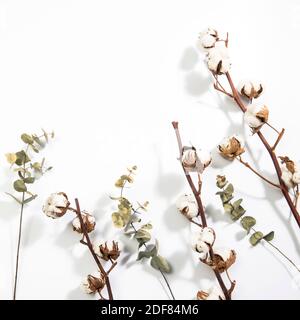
[0,0,300,300]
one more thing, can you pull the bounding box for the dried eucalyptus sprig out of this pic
[111,166,175,300]
[216,175,300,273]
[197,28,300,229]
[5,129,54,300]
[172,122,236,300]
[43,194,118,300]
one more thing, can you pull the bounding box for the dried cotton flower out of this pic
[238,80,264,99]
[197,286,225,300]
[244,104,269,129]
[198,28,218,51]
[218,135,245,160]
[205,247,236,273]
[176,194,198,218]
[279,156,300,188]
[191,227,216,257]
[93,241,121,261]
[182,147,211,172]
[72,211,96,234]
[43,192,70,219]
[81,273,106,294]
[207,46,231,75]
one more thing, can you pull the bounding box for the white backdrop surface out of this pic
[0,0,300,300]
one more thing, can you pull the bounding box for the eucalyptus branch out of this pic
[111,166,175,300]
[216,175,300,273]
[173,121,235,300]
[197,28,300,228]
[6,130,54,300]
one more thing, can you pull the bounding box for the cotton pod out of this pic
[42,192,70,219]
[72,211,96,234]
[206,247,236,273]
[207,46,231,75]
[182,147,211,172]
[191,227,216,257]
[197,149,212,169]
[279,156,300,188]
[93,241,121,261]
[197,28,218,51]
[218,135,245,160]
[238,80,264,99]
[197,286,225,300]
[176,194,198,218]
[81,272,105,294]
[244,104,269,128]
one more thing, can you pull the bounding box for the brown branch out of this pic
[172,122,233,300]
[237,157,280,189]
[74,198,114,300]
[272,129,285,151]
[222,72,300,229]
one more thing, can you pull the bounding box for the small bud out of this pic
[216,175,227,189]
[93,241,121,261]
[197,28,218,51]
[72,211,96,233]
[238,80,264,99]
[43,192,70,219]
[176,194,198,218]
[244,104,269,128]
[207,46,231,75]
[81,273,105,294]
[218,135,245,160]
[197,286,225,300]
[206,247,236,273]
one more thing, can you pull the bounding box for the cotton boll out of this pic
[182,149,197,169]
[176,194,198,218]
[197,286,225,300]
[81,272,105,294]
[218,135,245,160]
[72,212,96,233]
[42,192,70,218]
[244,104,269,128]
[197,149,212,169]
[292,171,300,184]
[207,46,231,75]
[197,28,218,51]
[238,80,264,99]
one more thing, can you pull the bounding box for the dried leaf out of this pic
[112,212,125,228]
[263,231,274,242]
[150,255,171,273]
[241,216,256,234]
[13,179,27,192]
[249,231,263,246]
[5,153,17,165]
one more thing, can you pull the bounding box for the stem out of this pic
[74,198,114,300]
[130,222,176,300]
[224,72,300,229]
[237,157,280,189]
[172,122,232,300]
[13,191,25,300]
[251,228,300,273]
[265,122,280,135]
[272,129,285,151]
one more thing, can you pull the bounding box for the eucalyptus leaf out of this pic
[241,216,256,234]
[24,177,35,184]
[135,229,151,244]
[249,231,263,246]
[23,194,38,204]
[15,151,30,166]
[21,133,34,144]
[13,179,27,192]
[150,255,171,273]
[263,231,274,242]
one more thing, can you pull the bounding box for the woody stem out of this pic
[74,198,114,300]
[172,121,233,300]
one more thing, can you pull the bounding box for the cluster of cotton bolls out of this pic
[197,28,231,75]
[198,28,269,130]
[279,156,300,189]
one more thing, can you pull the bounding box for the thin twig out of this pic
[237,157,280,189]
[272,129,285,151]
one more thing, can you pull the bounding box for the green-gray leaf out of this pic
[241,216,256,234]
[249,231,263,246]
[263,231,274,242]
[137,246,157,261]
[150,255,171,273]
[21,133,34,144]
[13,179,27,192]
[23,194,38,204]
[15,150,31,166]
[24,177,35,184]
[135,229,151,244]
[233,199,243,210]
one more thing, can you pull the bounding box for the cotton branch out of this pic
[172,121,235,300]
